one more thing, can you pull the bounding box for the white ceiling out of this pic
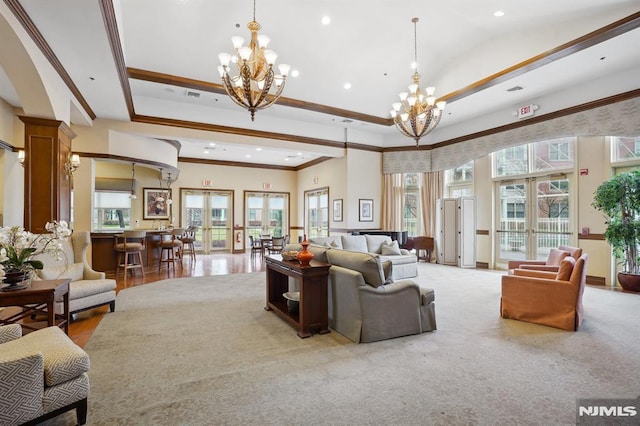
[1,0,640,167]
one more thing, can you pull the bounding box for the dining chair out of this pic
[180,226,198,261]
[249,235,263,258]
[268,236,285,254]
[158,228,184,271]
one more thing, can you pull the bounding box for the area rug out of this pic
[48,264,640,425]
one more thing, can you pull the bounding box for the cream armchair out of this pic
[33,230,116,317]
[0,324,90,425]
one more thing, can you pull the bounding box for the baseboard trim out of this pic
[476,262,489,269]
[586,275,606,286]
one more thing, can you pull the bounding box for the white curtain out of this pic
[382,173,404,231]
[418,171,443,237]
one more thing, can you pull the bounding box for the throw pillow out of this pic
[547,248,571,265]
[380,240,401,256]
[555,257,575,281]
[37,262,84,281]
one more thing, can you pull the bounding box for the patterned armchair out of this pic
[0,324,90,425]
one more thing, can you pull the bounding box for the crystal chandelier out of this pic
[217,0,290,121]
[390,18,446,147]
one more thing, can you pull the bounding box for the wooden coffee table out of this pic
[0,279,71,334]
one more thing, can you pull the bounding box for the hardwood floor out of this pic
[69,252,266,347]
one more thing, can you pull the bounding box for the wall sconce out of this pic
[64,154,81,176]
[18,150,25,167]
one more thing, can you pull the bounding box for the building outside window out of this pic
[445,161,474,197]
[612,136,640,162]
[403,173,418,237]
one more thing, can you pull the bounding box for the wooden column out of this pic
[19,116,76,233]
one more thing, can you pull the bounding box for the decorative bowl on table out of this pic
[281,250,299,261]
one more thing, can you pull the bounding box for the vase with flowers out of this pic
[0,221,71,291]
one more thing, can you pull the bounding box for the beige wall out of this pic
[473,155,493,266]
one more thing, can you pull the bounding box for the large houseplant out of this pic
[592,170,640,291]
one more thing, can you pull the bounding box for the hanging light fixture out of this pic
[156,169,165,203]
[217,0,290,121]
[390,17,446,147]
[129,162,137,199]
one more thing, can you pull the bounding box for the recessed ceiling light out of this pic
[209,142,216,146]
[344,82,352,90]
[204,150,209,154]
[256,147,262,151]
[245,154,251,158]
[284,158,290,161]
[321,16,331,25]
[494,10,504,17]
[297,152,303,156]
[291,69,300,77]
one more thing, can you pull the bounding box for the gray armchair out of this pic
[326,249,436,343]
[0,324,90,425]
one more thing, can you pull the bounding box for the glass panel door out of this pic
[496,180,529,263]
[245,192,289,244]
[496,176,573,265]
[533,177,571,261]
[182,190,233,253]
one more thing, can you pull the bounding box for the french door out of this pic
[245,192,289,243]
[495,176,573,265]
[181,189,233,253]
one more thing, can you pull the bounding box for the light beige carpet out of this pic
[47,264,640,425]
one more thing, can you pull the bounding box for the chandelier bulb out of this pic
[218,53,231,67]
[231,36,244,49]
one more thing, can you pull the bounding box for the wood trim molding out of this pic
[179,156,296,171]
[586,275,607,286]
[99,0,135,118]
[476,229,490,235]
[0,138,13,151]
[578,233,606,241]
[476,262,489,269]
[4,0,96,120]
[74,151,178,174]
[19,116,76,139]
[440,11,640,103]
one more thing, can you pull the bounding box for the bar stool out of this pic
[180,226,198,261]
[158,228,184,272]
[114,231,147,277]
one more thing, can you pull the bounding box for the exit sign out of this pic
[517,104,537,119]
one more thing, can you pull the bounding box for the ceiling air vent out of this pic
[506,86,524,92]
[185,90,201,98]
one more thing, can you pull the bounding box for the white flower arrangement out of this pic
[0,221,72,280]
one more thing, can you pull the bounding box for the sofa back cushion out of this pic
[36,263,85,281]
[309,236,343,249]
[341,235,368,253]
[32,237,75,269]
[326,249,385,287]
[558,245,583,260]
[365,235,392,254]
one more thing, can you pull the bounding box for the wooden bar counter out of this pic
[91,230,169,273]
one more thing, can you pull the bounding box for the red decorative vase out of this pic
[296,234,314,266]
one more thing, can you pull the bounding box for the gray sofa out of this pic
[283,243,436,343]
[309,234,417,280]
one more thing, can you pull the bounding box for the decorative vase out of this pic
[617,272,640,292]
[296,234,314,266]
[2,269,31,291]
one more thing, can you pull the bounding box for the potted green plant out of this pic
[592,170,640,291]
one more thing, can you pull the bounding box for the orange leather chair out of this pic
[507,245,583,272]
[501,254,588,331]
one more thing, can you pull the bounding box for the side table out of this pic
[0,279,71,335]
[265,255,331,338]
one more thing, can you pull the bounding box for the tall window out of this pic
[93,191,131,230]
[305,187,329,238]
[494,138,575,177]
[445,161,473,197]
[403,173,418,236]
[612,136,640,162]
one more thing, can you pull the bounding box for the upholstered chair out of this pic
[0,324,90,425]
[507,245,583,272]
[33,230,116,317]
[326,249,436,343]
[501,254,588,331]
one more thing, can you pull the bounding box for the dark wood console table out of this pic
[0,279,70,335]
[265,255,331,338]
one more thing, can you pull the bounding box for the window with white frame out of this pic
[403,173,418,237]
[494,138,575,177]
[445,161,473,197]
[612,136,640,162]
[93,191,131,230]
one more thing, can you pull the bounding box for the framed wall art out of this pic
[143,188,172,220]
[359,199,373,222]
[333,199,343,222]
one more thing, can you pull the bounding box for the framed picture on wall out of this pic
[359,199,373,222]
[143,188,171,220]
[333,199,343,222]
